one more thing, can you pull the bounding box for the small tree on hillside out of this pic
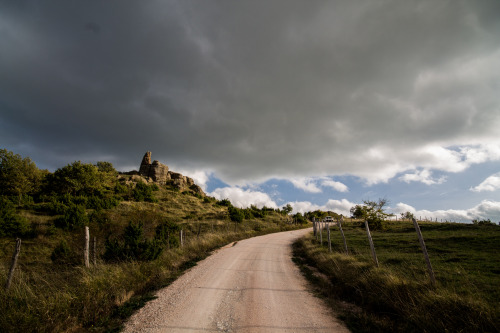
[229,206,244,223]
[0,149,46,204]
[400,211,414,221]
[350,199,389,230]
[281,204,293,215]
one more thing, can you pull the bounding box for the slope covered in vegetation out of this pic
[0,149,306,332]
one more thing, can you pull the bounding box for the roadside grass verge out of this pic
[1,224,305,333]
[292,222,499,332]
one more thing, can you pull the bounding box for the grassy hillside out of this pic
[0,168,306,332]
[293,220,500,332]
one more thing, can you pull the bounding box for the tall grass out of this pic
[1,222,304,332]
[293,222,500,332]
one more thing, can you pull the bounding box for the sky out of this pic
[1,0,499,222]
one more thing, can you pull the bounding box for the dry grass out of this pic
[293,224,500,332]
[0,184,305,332]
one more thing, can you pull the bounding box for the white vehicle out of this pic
[324,216,335,222]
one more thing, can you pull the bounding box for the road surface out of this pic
[123,228,350,332]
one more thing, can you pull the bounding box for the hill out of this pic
[0,149,306,332]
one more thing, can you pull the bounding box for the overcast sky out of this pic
[1,1,499,222]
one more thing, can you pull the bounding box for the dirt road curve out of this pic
[123,228,350,333]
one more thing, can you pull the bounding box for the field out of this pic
[293,220,500,332]
[0,180,305,333]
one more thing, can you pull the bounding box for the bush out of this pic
[86,195,119,210]
[114,182,129,196]
[0,196,30,237]
[472,219,495,226]
[155,220,181,248]
[54,204,88,230]
[103,222,163,262]
[132,182,158,202]
[50,240,79,265]
[229,206,244,223]
[243,209,254,219]
[89,210,111,225]
[216,198,232,207]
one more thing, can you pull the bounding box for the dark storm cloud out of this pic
[1,0,499,184]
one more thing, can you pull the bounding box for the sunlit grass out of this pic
[293,221,500,332]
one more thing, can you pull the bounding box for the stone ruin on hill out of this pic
[138,151,205,195]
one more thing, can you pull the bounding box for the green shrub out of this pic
[87,195,119,210]
[114,182,129,196]
[229,206,244,223]
[132,182,158,202]
[89,210,111,225]
[103,222,163,262]
[243,208,254,219]
[50,240,79,265]
[0,196,30,237]
[216,198,232,207]
[54,204,88,230]
[472,219,495,226]
[155,220,180,248]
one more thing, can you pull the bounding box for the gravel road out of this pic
[123,228,350,332]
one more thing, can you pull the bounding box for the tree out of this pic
[282,204,293,215]
[96,161,117,174]
[400,211,414,221]
[0,149,45,204]
[293,212,307,224]
[304,210,328,221]
[350,199,389,230]
[45,161,103,196]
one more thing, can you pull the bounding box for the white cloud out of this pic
[391,201,500,222]
[470,172,500,192]
[288,201,322,214]
[288,198,355,216]
[209,187,277,209]
[399,169,447,185]
[289,177,322,193]
[323,199,354,216]
[175,169,211,190]
[321,179,349,192]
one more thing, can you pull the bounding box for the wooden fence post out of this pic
[313,219,317,236]
[364,220,379,267]
[180,229,184,247]
[319,222,323,245]
[339,217,349,255]
[92,236,96,266]
[5,238,21,291]
[412,218,436,286]
[84,226,90,268]
[327,224,332,253]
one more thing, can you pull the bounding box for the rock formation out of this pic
[138,152,205,195]
[139,151,169,183]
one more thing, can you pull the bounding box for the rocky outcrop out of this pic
[138,152,205,195]
[139,151,169,183]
